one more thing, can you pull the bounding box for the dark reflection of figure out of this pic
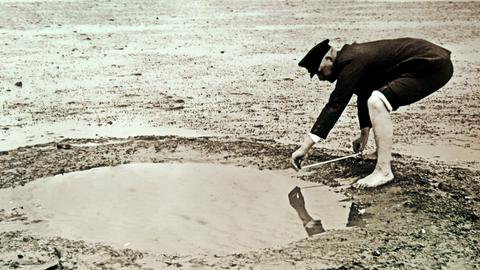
[288,186,325,236]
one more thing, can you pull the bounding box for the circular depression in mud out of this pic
[1,163,350,255]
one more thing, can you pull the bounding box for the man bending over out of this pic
[291,38,453,187]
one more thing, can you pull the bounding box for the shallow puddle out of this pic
[399,139,480,164]
[0,163,350,255]
[0,121,219,151]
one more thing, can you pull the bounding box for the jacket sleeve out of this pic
[357,94,372,129]
[310,61,364,139]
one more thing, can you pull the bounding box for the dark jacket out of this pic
[310,37,451,139]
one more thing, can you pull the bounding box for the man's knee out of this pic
[368,95,387,113]
[368,91,393,113]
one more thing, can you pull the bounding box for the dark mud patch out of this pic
[0,136,479,269]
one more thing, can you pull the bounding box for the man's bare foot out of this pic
[353,170,394,188]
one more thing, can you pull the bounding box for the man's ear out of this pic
[325,47,334,61]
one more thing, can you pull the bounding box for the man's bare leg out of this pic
[354,95,394,188]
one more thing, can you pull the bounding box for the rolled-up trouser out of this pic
[375,59,454,112]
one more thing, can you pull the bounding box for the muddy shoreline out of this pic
[1,136,479,269]
[1,0,479,268]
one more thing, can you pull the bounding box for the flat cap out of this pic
[298,39,330,78]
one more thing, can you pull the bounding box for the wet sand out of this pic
[1,136,479,269]
[1,0,479,167]
[0,0,479,269]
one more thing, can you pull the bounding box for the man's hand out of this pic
[291,134,316,171]
[288,186,305,209]
[352,136,368,153]
[352,127,370,153]
[291,147,308,171]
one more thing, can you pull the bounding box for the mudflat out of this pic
[0,0,479,269]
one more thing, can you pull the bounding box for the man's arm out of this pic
[310,61,365,139]
[291,62,365,169]
[288,187,325,236]
[357,94,372,130]
[288,187,314,225]
[353,94,372,152]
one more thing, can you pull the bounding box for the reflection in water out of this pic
[288,186,325,236]
[0,163,350,254]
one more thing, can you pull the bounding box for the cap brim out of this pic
[299,39,330,79]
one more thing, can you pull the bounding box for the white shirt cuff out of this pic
[309,133,321,143]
